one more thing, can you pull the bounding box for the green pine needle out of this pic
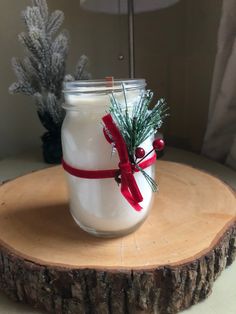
[135,164,158,192]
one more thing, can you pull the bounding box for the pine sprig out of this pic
[134,95,168,147]
[108,85,168,192]
[109,87,168,156]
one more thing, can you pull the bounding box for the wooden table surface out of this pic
[0,147,235,314]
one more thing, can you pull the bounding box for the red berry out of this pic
[135,147,145,159]
[153,138,165,151]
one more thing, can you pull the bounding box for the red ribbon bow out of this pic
[102,114,143,211]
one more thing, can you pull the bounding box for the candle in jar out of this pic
[62,80,155,237]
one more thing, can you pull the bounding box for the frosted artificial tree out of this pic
[9,0,90,163]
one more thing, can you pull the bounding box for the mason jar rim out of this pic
[63,78,146,94]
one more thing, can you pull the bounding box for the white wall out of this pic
[0,0,222,159]
[0,0,43,159]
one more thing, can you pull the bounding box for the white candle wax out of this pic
[62,81,155,237]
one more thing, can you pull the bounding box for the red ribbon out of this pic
[103,114,144,211]
[62,155,155,179]
[62,114,156,211]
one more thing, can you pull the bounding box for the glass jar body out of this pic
[62,80,155,237]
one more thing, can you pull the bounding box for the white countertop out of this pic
[0,147,235,314]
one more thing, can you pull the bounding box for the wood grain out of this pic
[0,161,235,313]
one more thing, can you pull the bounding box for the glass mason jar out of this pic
[62,79,155,237]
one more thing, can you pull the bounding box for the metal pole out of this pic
[128,0,135,78]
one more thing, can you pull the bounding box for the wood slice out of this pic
[0,161,235,314]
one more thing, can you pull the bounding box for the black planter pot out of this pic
[37,111,64,164]
[41,130,62,164]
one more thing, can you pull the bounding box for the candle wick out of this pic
[105,76,114,88]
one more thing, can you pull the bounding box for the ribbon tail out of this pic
[120,175,143,212]
[103,114,147,212]
[125,173,143,203]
